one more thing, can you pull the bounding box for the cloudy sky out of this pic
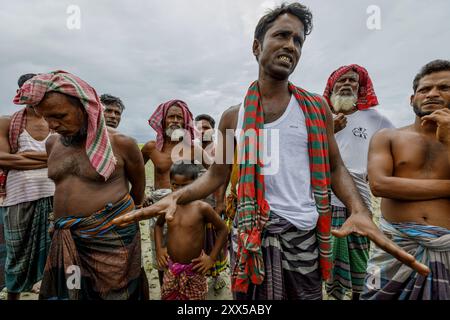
[1,0,449,142]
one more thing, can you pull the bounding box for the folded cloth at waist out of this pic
[361,217,450,300]
[161,258,208,300]
[39,194,148,300]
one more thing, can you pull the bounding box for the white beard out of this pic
[166,127,185,141]
[330,93,357,112]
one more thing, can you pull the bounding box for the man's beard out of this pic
[60,124,87,147]
[413,102,450,118]
[165,126,185,141]
[330,92,358,112]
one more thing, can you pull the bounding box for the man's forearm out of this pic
[0,153,47,170]
[130,186,145,206]
[208,227,228,261]
[177,164,230,205]
[370,176,450,200]
[331,164,367,213]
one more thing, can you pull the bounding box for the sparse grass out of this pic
[138,143,154,189]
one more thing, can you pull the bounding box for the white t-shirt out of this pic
[235,95,318,231]
[331,108,394,208]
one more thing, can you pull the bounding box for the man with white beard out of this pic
[141,100,211,287]
[322,65,394,300]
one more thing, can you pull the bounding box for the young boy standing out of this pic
[155,163,228,300]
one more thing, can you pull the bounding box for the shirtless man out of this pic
[363,59,450,300]
[13,71,147,300]
[142,99,210,285]
[100,94,125,129]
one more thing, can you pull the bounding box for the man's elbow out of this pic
[369,178,388,197]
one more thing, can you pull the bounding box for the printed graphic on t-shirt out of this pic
[352,127,368,139]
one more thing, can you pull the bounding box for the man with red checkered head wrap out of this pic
[13,70,148,300]
[323,64,394,300]
[141,99,212,286]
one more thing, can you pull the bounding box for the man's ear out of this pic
[252,39,261,61]
[410,94,415,107]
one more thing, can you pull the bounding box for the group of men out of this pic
[0,2,449,300]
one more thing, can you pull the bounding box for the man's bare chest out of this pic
[48,144,103,182]
[393,135,450,179]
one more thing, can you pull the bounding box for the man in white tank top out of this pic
[0,73,55,300]
[114,3,429,300]
[323,65,395,300]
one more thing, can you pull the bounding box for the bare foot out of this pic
[31,281,41,294]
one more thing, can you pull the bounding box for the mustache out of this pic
[423,100,444,105]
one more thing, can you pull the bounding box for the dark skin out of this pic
[141,105,212,190]
[155,174,228,275]
[0,106,50,171]
[103,103,123,129]
[35,92,145,218]
[368,70,450,230]
[195,119,227,215]
[0,106,50,300]
[331,71,360,133]
[114,13,429,276]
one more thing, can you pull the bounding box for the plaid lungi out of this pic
[326,205,370,299]
[39,194,148,300]
[161,258,207,300]
[361,217,450,300]
[3,196,52,293]
[235,212,322,300]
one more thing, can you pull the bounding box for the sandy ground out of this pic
[0,218,233,300]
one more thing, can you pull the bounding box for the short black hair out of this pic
[254,2,313,44]
[100,94,125,112]
[170,162,200,181]
[413,59,450,92]
[18,73,37,88]
[195,114,215,128]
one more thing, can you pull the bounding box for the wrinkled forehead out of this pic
[35,92,81,115]
[417,70,450,88]
[166,104,184,118]
[265,13,305,39]
[337,70,360,82]
[104,103,122,113]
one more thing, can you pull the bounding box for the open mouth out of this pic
[277,54,293,66]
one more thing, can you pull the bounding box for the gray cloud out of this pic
[1,0,449,142]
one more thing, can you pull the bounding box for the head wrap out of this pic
[323,64,379,110]
[13,70,116,180]
[148,99,194,151]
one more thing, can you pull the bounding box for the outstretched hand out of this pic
[332,211,430,276]
[112,193,178,227]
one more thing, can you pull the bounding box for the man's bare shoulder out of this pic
[372,125,413,142]
[45,134,59,153]
[220,104,241,130]
[0,115,12,134]
[108,128,137,147]
[141,140,157,155]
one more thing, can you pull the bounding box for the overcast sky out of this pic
[1,0,449,142]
